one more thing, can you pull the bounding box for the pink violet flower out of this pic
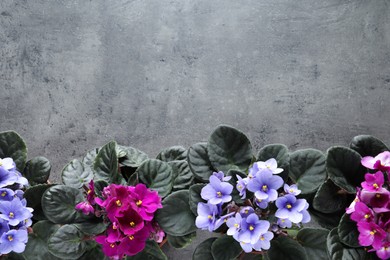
[117,225,151,257]
[375,241,390,260]
[359,190,390,212]
[128,183,162,221]
[106,223,122,243]
[86,180,95,205]
[95,235,122,258]
[361,151,390,171]
[116,207,144,236]
[350,202,375,223]
[357,221,386,249]
[361,172,385,192]
[149,222,165,243]
[346,188,361,214]
[75,201,94,215]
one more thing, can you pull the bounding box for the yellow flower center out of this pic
[257,199,262,202]
[113,224,117,230]
[249,225,254,231]
[130,221,135,227]
[0,160,3,166]
[1,192,6,197]
[234,223,239,228]
[216,191,222,197]
[136,200,142,206]
[129,235,134,240]
[9,212,14,218]
[370,230,376,235]
[364,214,370,219]
[260,236,265,241]
[376,194,381,198]
[116,200,122,207]
[281,219,285,223]
[87,190,92,194]
[286,204,292,209]
[373,183,379,189]
[110,243,115,248]
[262,185,268,191]
[238,185,242,189]
[289,189,294,193]
[208,215,212,219]
[7,235,13,241]
[244,210,248,214]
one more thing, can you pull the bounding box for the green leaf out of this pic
[188,142,215,182]
[193,237,217,260]
[74,219,107,236]
[126,240,167,260]
[24,184,56,221]
[62,159,93,189]
[93,180,108,198]
[289,149,327,194]
[136,159,173,198]
[309,209,343,230]
[338,213,360,248]
[326,146,365,193]
[327,228,366,260]
[265,236,307,260]
[82,147,100,167]
[79,242,107,260]
[313,179,352,214]
[189,183,206,215]
[118,145,148,168]
[257,144,290,181]
[297,227,330,260]
[167,232,197,249]
[157,146,187,162]
[155,190,197,236]
[169,160,194,191]
[350,135,389,157]
[94,141,120,183]
[0,131,27,171]
[211,235,242,260]
[23,220,61,260]
[41,185,84,224]
[208,125,253,172]
[23,156,51,185]
[48,224,88,259]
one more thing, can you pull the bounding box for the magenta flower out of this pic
[361,172,385,192]
[376,241,390,260]
[361,151,390,171]
[128,183,162,221]
[350,202,375,223]
[105,223,122,243]
[117,226,151,256]
[346,190,360,214]
[75,201,94,215]
[86,180,95,205]
[357,221,386,249]
[149,222,165,243]
[359,189,390,212]
[95,235,121,258]
[116,207,144,236]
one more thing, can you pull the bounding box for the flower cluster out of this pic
[0,158,32,255]
[347,151,390,260]
[76,182,163,259]
[196,159,310,253]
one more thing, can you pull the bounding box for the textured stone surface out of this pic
[1,0,389,258]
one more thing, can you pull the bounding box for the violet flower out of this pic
[275,194,306,223]
[236,175,247,199]
[226,213,243,236]
[357,221,386,249]
[252,231,274,251]
[238,213,270,245]
[0,198,32,226]
[239,206,255,218]
[253,159,284,175]
[75,201,94,215]
[277,218,292,228]
[361,151,390,171]
[0,229,28,254]
[128,183,162,221]
[350,202,375,223]
[247,170,283,202]
[376,241,390,260]
[213,171,232,182]
[361,172,385,192]
[195,202,220,232]
[201,175,233,205]
[284,184,301,196]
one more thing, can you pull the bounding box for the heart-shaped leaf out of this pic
[167,232,197,249]
[23,156,51,185]
[313,179,352,214]
[169,160,194,191]
[265,236,307,260]
[289,149,326,194]
[41,185,84,224]
[74,219,107,236]
[79,242,107,260]
[327,228,365,260]
[48,224,88,259]
[62,159,93,189]
[188,142,215,182]
[208,125,252,172]
[350,135,389,157]
[211,235,242,260]
[338,213,360,248]
[189,184,206,215]
[192,237,217,260]
[0,131,27,171]
[257,144,290,181]
[82,148,100,167]
[94,141,120,183]
[118,145,148,168]
[297,227,329,260]
[309,209,343,230]
[155,190,197,236]
[157,146,187,162]
[24,184,56,221]
[326,146,365,193]
[136,159,173,198]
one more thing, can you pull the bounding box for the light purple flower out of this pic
[277,218,292,228]
[236,175,247,199]
[253,159,284,175]
[201,175,233,205]
[0,198,32,226]
[213,171,232,182]
[0,229,28,254]
[247,170,283,202]
[252,231,274,251]
[239,206,255,218]
[300,201,311,224]
[226,213,243,236]
[195,202,220,232]
[284,184,301,196]
[0,188,15,201]
[361,151,390,171]
[254,197,269,209]
[275,194,306,223]
[237,213,270,245]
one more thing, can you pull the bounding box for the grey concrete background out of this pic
[1,0,390,258]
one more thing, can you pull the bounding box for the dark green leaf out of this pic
[167,232,197,249]
[327,228,366,260]
[82,147,100,167]
[157,146,187,162]
[326,147,365,193]
[192,237,217,260]
[94,141,120,183]
[48,224,88,259]
[257,144,290,181]
[155,190,197,236]
[297,227,330,260]
[265,236,307,260]
[208,125,253,172]
[211,235,242,260]
[0,131,27,171]
[188,142,215,182]
[41,185,84,224]
[24,184,56,221]
[79,242,107,260]
[169,160,194,191]
[350,135,389,157]
[74,219,107,236]
[189,184,206,215]
[118,145,148,168]
[126,240,167,260]
[338,213,360,248]
[289,149,326,194]
[313,179,352,214]
[62,159,93,189]
[127,173,139,186]
[309,209,343,230]
[136,159,173,198]
[23,156,51,185]
[93,180,108,198]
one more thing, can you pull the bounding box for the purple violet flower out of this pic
[226,213,243,236]
[361,151,390,172]
[254,158,284,174]
[239,206,255,218]
[195,202,220,232]
[0,198,32,226]
[284,184,301,196]
[254,197,270,209]
[277,218,292,228]
[213,171,232,182]
[236,175,247,199]
[275,194,307,223]
[75,201,95,215]
[0,188,15,201]
[0,229,28,254]
[252,231,274,251]
[246,170,283,202]
[237,213,270,245]
[201,175,233,205]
